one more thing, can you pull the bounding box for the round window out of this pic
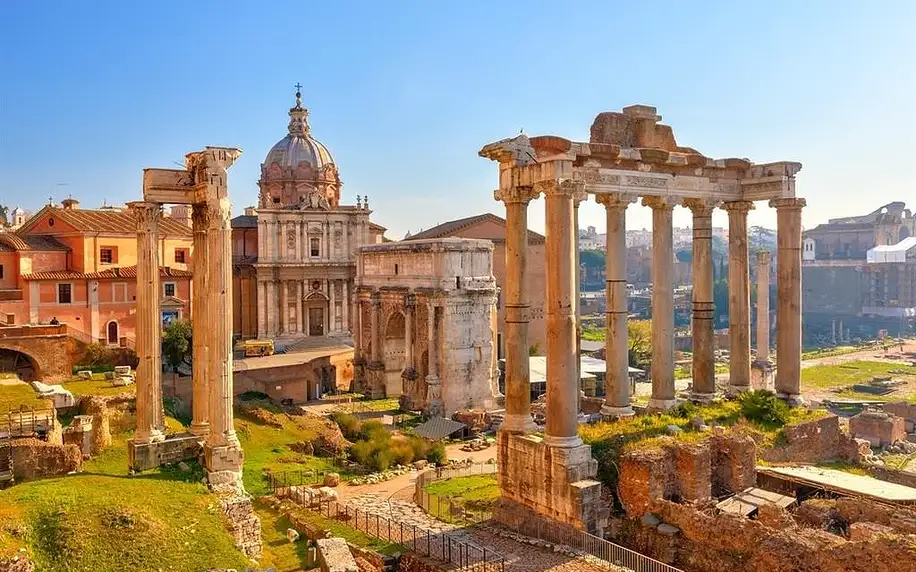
[48,217,55,226]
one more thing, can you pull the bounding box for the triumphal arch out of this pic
[127,146,245,491]
[482,105,804,533]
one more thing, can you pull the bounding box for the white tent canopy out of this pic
[867,236,916,264]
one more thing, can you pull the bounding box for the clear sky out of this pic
[1,1,914,239]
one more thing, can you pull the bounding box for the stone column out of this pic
[190,203,210,437]
[770,198,806,403]
[643,196,676,411]
[329,279,337,333]
[279,281,288,334]
[342,280,350,333]
[370,293,381,363]
[831,319,837,345]
[323,222,329,261]
[296,281,304,334]
[205,196,243,476]
[128,201,165,444]
[426,300,442,416]
[573,190,587,407]
[257,280,267,338]
[723,201,754,394]
[405,295,415,367]
[756,252,772,362]
[596,194,634,417]
[684,199,717,402]
[493,186,539,433]
[540,179,583,448]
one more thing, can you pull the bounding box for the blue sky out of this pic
[1,1,914,239]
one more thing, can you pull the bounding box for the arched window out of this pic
[107,321,119,345]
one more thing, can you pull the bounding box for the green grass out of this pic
[255,501,312,572]
[284,505,402,556]
[802,345,865,360]
[235,402,347,497]
[817,461,871,476]
[424,475,500,512]
[581,324,605,342]
[334,397,401,414]
[0,382,48,413]
[0,422,249,571]
[62,377,137,398]
[801,360,916,390]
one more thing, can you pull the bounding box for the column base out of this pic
[127,433,201,473]
[751,360,775,390]
[204,441,245,492]
[689,392,717,404]
[646,398,678,412]
[189,423,209,438]
[499,413,537,434]
[726,384,751,397]
[777,392,806,407]
[543,434,583,448]
[600,405,635,419]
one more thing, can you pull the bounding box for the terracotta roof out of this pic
[21,266,192,281]
[231,215,258,229]
[369,221,387,232]
[405,213,545,244]
[18,206,192,237]
[0,232,67,251]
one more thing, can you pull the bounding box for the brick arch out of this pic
[0,344,44,381]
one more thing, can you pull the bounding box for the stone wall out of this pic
[127,433,201,472]
[316,537,359,572]
[618,431,755,517]
[10,438,81,481]
[613,498,916,572]
[848,410,906,447]
[495,432,607,534]
[884,401,916,429]
[760,415,869,464]
[396,553,446,572]
[220,494,263,560]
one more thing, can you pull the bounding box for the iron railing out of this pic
[414,463,499,524]
[266,463,348,492]
[278,492,506,571]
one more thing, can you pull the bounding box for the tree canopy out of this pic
[580,249,605,269]
[162,320,193,372]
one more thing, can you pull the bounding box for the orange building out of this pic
[0,199,193,345]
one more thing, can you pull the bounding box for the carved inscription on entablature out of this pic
[625,175,668,189]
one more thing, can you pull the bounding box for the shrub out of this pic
[358,419,389,442]
[408,436,429,459]
[390,440,415,466]
[350,440,375,467]
[426,442,447,466]
[372,448,393,472]
[330,413,361,440]
[738,390,790,427]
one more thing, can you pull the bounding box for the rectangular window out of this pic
[58,283,72,304]
[100,248,113,264]
[174,249,187,264]
[164,283,176,297]
[0,265,4,279]
[310,237,320,257]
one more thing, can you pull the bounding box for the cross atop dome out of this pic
[288,82,310,135]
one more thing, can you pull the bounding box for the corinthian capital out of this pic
[595,193,636,211]
[641,196,675,211]
[493,186,539,205]
[535,179,584,197]
[769,197,806,211]
[682,198,718,217]
[722,200,755,214]
[191,202,210,232]
[128,201,162,232]
[206,198,232,231]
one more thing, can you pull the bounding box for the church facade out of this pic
[232,90,385,342]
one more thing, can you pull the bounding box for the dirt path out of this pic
[801,342,916,368]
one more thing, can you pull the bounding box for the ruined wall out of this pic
[11,438,81,481]
[760,415,868,464]
[220,494,262,560]
[884,401,916,430]
[614,499,916,572]
[848,410,906,447]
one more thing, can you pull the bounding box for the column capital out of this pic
[494,186,539,205]
[641,196,675,211]
[682,198,718,217]
[191,202,210,230]
[206,198,232,231]
[756,250,772,264]
[534,179,584,197]
[127,201,162,231]
[769,197,806,210]
[722,200,756,214]
[595,193,636,210]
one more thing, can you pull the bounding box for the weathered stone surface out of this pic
[127,433,201,472]
[11,438,81,480]
[849,409,906,447]
[761,415,867,464]
[323,472,341,487]
[220,493,263,560]
[315,537,359,572]
[848,521,895,541]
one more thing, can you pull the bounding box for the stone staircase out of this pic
[279,334,354,355]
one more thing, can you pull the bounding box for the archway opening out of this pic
[383,312,406,396]
[0,348,39,382]
[107,321,119,345]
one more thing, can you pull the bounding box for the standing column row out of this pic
[494,186,539,433]
[129,201,165,444]
[597,194,635,417]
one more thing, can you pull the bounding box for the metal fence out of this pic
[266,464,348,492]
[280,493,506,571]
[414,463,499,524]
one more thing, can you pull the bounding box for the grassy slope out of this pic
[62,376,137,398]
[0,382,48,412]
[801,360,916,389]
[424,475,500,510]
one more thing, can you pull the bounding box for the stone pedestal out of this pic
[365,362,386,400]
[128,433,202,472]
[751,360,774,390]
[495,432,607,535]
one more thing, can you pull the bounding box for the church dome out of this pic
[261,89,335,173]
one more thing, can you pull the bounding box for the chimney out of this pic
[244,206,257,216]
[61,197,80,210]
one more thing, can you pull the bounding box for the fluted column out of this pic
[540,179,583,448]
[643,196,676,411]
[296,281,304,334]
[329,279,337,333]
[279,280,288,334]
[342,280,350,333]
[405,295,415,367]
[597,193,634,417]
[426,300,442,414]
[257,279,267,338]
[493,186,539,433]
[573,189,587,409]
[771,198,806,402]
[724,201,754,394]
[206,197,241,451]
[685,199,717,402]
[129,201,164,444]
[190,203,210,437]
[756,251,772,362]
[370,293,381,363]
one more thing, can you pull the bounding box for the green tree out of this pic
[627,320,652,367]
[579,249,605,269]
[713,279,729,327]
[162,320,193,372]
